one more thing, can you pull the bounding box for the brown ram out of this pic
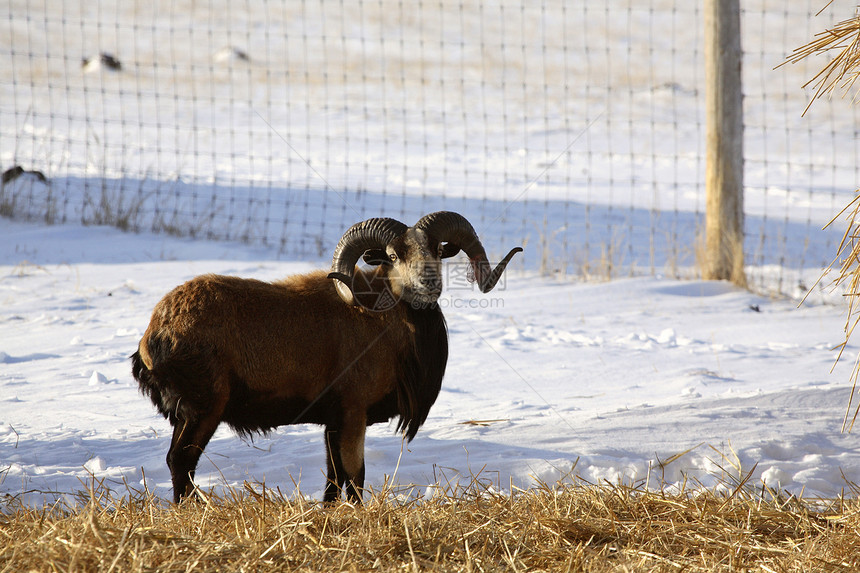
[131,211,522,503]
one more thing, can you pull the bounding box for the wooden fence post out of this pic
[704,0,746,286]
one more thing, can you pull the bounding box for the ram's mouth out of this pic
[407,291,440,308]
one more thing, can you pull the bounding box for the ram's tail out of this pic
[131,346,167,417]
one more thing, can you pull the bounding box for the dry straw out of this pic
[1,476,859,572]
[782,7,860,115]
[788,7,860,431]
[812,196,860,432]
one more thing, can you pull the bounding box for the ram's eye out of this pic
[389,253,398,262]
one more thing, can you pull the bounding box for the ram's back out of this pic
[136,270,412,426]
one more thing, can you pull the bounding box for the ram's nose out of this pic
[418,263,443,294]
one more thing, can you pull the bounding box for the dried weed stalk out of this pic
[788,6,860,431]
[813,195,860,432]
[782,7,860,115]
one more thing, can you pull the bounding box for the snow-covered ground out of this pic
[2,218,857,505]
[2,0,859,510]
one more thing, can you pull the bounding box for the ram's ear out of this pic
[362,249,390,266]
[440,243,461,259]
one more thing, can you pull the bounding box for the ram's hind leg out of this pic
[324,413,367,504]
[166,399,225,503]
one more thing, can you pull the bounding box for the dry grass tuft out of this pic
[789,7,860,432]
[2,478,858,572]
[783,8,860,115]
[810,194,860,432]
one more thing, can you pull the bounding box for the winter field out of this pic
[3,0,860,510]
[1,216,859,507]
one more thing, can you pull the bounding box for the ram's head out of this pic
[329,211,523,310]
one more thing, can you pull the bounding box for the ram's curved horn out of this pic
[328,218,408,304]
[414,211,523,293]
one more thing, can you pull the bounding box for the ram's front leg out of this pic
[323,412,366,504]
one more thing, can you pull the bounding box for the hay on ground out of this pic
[1,479,858,572]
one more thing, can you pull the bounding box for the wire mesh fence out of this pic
[1,0,857,294]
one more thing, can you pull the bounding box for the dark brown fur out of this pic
[131,268,447,503]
